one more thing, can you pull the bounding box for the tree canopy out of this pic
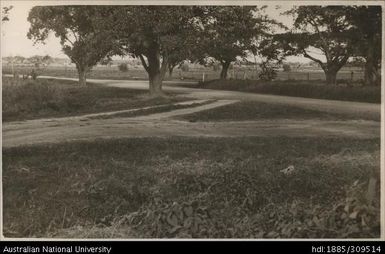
[2,6,13,22]
[195,6,279,79]
[101,6,204,95]
[346,6,382,86]
[25,5,382,90]
[278,6,358,85]
[27,6,118,85]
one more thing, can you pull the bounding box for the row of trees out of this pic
[26,5,382,95]
[4,55,53,67]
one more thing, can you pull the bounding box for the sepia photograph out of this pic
[0,0,383,240]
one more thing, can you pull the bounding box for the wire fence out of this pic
[178,69,365,82]
[2,65,365,82]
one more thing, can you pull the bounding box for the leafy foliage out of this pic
[27,6,118,85]
[2,6,13,22]
[258,61,278,81]
[196,6,279,79]
[3,137,380,238]
[279,6,358,85]
[104,6,203,94]
[345,6,381,86]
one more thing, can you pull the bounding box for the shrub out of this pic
[30,69,38,80]
[213,63,221,72]
[180,63,189,72]
[118,63,128,72]
[258,62,277,81]
[283,64,291,72]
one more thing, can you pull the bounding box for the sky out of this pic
[0,1,310,62]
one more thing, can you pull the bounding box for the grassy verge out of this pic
[2,77,186,122]
[189,79,381,103]
[3,137,380,238]
[177,101,380,122]
[89,100,216,120]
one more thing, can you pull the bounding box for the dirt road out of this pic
[2,77,381,147]
[28,76,380,118]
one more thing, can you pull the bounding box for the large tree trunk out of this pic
[139,48,168,97]
[364,45,380,86]
[168,66,174,78]
[325,70,337,85]
[220,61,231,80]
[322,64,340,85]
[364,44,374,86]
[303,50,348,86]
[149,72,163,95]
[77,68,87,86]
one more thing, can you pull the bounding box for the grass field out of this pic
[177,101,381,122]
[3,137,380,238]
[191,80,381,103]
[2,77,186,122]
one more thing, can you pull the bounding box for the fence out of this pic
[178,69,365,82]
[2,65,365,83]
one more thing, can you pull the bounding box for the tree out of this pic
[27,6,118,86]
[106,6,203,96]
[28,55,43,67]
[196,6,277,80]
[346,6,381,86]
[167,50,190,78]
[2,6,13,22]
[42,55,53,66]
[13,56,25,64]
[281,6,357,85]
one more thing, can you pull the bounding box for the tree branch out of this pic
[63,35,74,46]
[308,17,331,62]
[160,52,169,79]
[138,54,149,73]
[336,55,350,69]
[302,50,324,67]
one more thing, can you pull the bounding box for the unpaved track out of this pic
[2,77,381,148]
[103,79,380,119]
[3,117,380,148]
[27,76,380,118]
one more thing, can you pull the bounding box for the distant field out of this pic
[2,65,365,82]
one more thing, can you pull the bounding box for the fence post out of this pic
[202,72,205,83]
[307,72,310,81]
[350,71,354,82]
